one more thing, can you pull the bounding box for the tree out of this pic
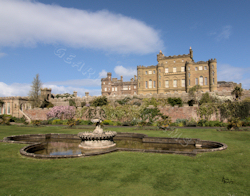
[47,106,76,119]
[188,85,202,104]
[29,74,43,108]
[231,86,243,100]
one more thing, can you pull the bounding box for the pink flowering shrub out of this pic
[47,106,76,119]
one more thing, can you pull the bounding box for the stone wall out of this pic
[23,108,52,121]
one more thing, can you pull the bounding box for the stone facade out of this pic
[217,81,241,92]
[138,48,217,94]
[101,72,138,96]
[101,48,218,95]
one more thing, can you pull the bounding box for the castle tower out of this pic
[209,58,217,92]
[40,88,52,101]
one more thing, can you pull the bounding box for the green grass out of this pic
[0,125,250,196]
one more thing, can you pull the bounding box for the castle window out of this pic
[145,71,148,75]
[165,68,168,73]
[159,69,161,73]
[2,104,5,114]
[145,81,148,88]
[195,78,198,85]
[204,66,207,70]
[181,66,185,72]
[199,76,203,86]
[182,79,185,87]
[165,80,169,88]
[139,76,141,80]
[134,92,137,95]
[174,60,176,63]
[0,106,2,114]
[166,61,168,64]
[188,67,190,70]
[103,82,105,84]
[188,73,190,78]
[159,82,161,87]
[123,86,128,90]
[189,80,190,86]
[205,77,208,85]
[112,87,114,91]
[134,85,136,89]
[153,81,156,88]
[173,80,177,87]
[213,78,215,84]
[182,59,184,62]
[199,66,202,70]
[139,83,140,88]
[149,80,152,88]
[105,88,107,91]
[195,67,198,71]
[159,75,161,79]
[173,67,176,73]
[213,71,215,76]
[149,70,152,74]
[153,70,155,74]
[212,65,214,69]
[129,86,131,90]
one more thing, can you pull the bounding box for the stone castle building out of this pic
[102,48,218,95]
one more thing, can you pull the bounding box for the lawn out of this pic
[0,125,249,196]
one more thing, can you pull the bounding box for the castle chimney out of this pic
[85,92,89,97]
[121,76,123,82]
[134,75,137,80]
[73,91,77,97]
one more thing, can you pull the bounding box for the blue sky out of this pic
[0,0,250,97]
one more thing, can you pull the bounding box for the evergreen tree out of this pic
[29,74,42,107]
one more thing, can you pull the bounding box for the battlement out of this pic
[137,65,157,69]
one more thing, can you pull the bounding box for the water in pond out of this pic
[31,137,209,156]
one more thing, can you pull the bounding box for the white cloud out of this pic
[114,65,137,77]
[0,52,7,58]
[217,64,245,81]
[0,0,163,54]
[45,79,101,87]
[0,82,101,97]
[43,85,101,97]
[216,25,232,41]
[0,82,30,97]
[99,70,108,78]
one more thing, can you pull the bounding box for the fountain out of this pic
[77,107,117,149]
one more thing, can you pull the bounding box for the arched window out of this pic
[145,81,148,88]
[199,76,203,86]
[149,79,152,88]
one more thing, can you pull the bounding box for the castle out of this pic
[101,48,218,95]
[0,48,245,121]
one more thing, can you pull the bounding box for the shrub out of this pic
[52,119,63,125]
[186,118,197,127]
[62,120,69,125]
[133,101,141,106]
[102,120,113,125]
[227,117,242,130]
[69,99,76,107]
[47,117,59,124]
[199,92,212,105]
[80,120,93,125]
[91,96,108,107]
[67,119,76,127]
[175,119,187,126]
[32,120,41,126]
[113,121,122,126]
[40,100,54,108]
[167,97,183,107]
[198,119,207,127]
[81,102,86,107]
[40,120,49,125]
[116,97,131,105]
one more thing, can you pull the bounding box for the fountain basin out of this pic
[2,133,228,159]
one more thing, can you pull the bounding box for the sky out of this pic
[0,0,250,97]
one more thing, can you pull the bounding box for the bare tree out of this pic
[29,74,43,108]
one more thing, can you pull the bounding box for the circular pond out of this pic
[3,133,227,159]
